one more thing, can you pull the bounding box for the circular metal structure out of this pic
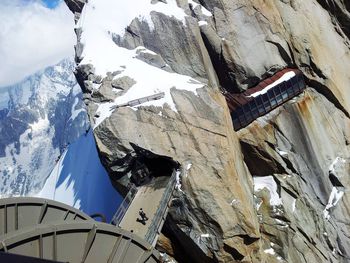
[0,221,160,263]
[0,197,91,235]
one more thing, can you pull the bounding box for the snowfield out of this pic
[77,0,205,128]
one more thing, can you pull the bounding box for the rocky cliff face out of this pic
[65,0,350,262]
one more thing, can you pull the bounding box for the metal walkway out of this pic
[112,172,177,246]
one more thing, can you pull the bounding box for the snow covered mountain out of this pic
[0,58,89,196]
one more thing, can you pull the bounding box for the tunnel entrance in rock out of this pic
[130,143,179,186]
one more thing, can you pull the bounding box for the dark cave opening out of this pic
[130,143,179,186]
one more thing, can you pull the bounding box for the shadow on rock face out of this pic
[240,140,286,177]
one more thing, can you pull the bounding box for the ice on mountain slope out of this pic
[0,58,89,196]
[77,0,205,128]
[36,130,122,221]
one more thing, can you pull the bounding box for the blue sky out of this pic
[42,0,61,9]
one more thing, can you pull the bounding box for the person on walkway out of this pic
[139,208,148,221]
[136,208,148,225]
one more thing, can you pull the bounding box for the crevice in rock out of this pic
[281,156,298,174]
[199,31,241,93]
[280,185,298,199]
[266,40,295,67]
[271,214,291,224]
[307,52,327,79]
[337,235,350,259]
[236,234,260,245]
[197,0,223,13]
[240,141,286,176]
[287,41,297,66]
[329,173,344,187]
[324,233,335,254]
[271,122,286,138]
[297,226,315,245]
[158,218,198,263]
[161,215,214,263]
[223,244,244,261]
[126,25,141,38]
[305,78,350,118]
[265,141,297,174]
[316,0,350,40]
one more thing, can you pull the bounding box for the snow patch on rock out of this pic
[253,176,282,206]
[323,187,344,220]
[329,156,346,176]
[175,170,183,192]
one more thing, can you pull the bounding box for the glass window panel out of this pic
[234,108,243,118]
[263,102,272,112]
[255,97,263,108]
[233,118,240,129]
[281,89,288,100]
[298,76,305,90]
[238,116,246,126]
[276,82,288,93]
[245,113,253,123]
[252,109,259,118]
[249,100,257,110]
[276,94,283,104]
[258,105,265,114]
[293,82,299,93]
[267,89,275,96]
[261,94,269,103]
[242,104,250,113]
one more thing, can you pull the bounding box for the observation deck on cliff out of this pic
[225,68,306,131]
[111,171,177,247]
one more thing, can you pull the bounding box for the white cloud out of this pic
[0,0,75,87]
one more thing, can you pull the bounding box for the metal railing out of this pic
[144,171,177,246]
[110,92,165,110]
[110,184,138,226]
[232,74,305,130]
